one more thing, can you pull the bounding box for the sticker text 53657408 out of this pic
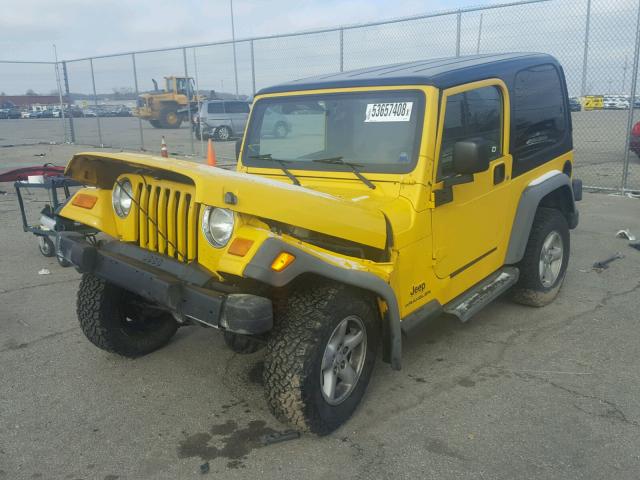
[365,102,413,122]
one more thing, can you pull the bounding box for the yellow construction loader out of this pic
[134,76,203,128]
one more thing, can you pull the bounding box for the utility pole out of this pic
[230,0,239,97]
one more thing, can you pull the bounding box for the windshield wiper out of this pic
[249,154,301,186]
[312,157,376,190]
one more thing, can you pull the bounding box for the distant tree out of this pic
[0,91,5,96]
[26,89,38,96]
[112,87,134,99]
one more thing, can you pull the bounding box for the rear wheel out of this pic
[264,283,378,435]
[77,274,178,357]
[511,208,570,307]
[273,121,289,138]
[214,126,231,141]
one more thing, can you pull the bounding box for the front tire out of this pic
[77,274,178,357]
[264,283,378,435]
[511,208,570,307]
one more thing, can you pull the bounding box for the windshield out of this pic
[242,90,424,174]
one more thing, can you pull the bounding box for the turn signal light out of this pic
[72,193,98,209]
[228,238,254,257]
[271,252,296,272]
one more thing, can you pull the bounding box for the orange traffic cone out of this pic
[160,136,168,158]
[207,138,217,166]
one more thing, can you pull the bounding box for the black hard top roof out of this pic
[257,52,561,95]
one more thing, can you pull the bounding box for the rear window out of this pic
[225,101,250,113]
[512,64,566,159]
[207,102,224,114]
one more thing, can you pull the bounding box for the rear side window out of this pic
[512,64,566,159]
[225,102,250,113]
[207,102,224,114]
[439,85,502,179]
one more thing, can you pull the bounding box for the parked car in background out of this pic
[82,110,97,117]
[193,100,251,141]
[569,97,581,111]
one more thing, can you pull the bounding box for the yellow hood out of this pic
[65,152,388,250]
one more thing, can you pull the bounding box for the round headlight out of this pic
[112,178,133,218]
[202,207,234,248]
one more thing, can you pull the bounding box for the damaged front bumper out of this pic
[58,233,273,335]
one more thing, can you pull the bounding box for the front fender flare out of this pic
[243,238,402,370]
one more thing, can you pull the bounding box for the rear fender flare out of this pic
[506,171,577,265]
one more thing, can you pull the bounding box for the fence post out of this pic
[183,48,195,155]
[89,58,103,147]
[250,39,256,96]
[339,28,344,72]
[192,48,204,157]
[580,0,592,96]
[621,0,640,192]
[131,53,144,151]
[61,61,75,143]
[456,10,462,57]
[230,0,239,96]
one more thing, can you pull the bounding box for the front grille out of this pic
[133,177,198,263]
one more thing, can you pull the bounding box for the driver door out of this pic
[431,80,513,283]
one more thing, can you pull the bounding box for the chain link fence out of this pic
[1,0,640,191]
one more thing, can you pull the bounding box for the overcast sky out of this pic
[0,0,489,61]
[1,0,638,97]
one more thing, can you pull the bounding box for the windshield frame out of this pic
[241,89,426,175]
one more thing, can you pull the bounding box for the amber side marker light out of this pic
[72,193,98,209]
[271,252,296,272]
[228,238,254,256]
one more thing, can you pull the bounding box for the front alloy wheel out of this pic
[264,283,378,435]
[320,315,367,405]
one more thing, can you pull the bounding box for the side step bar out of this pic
[444,267,519,323]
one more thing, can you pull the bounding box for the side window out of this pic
[439,85,502,179]
[207,102,224,114]
[226,102,250,114]
[513,64,566,159]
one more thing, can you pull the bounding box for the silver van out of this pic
[194,100,251,141]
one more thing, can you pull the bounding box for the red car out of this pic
[631,121,640,157]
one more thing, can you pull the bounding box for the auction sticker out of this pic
[365,102,413,122]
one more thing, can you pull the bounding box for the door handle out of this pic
[493,163,506,184]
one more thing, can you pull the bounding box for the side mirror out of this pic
[235,139,242,161]
[453,139,491,175]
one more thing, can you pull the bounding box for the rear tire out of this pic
[273,121,289,138]
[511,208,570,307]
[149,120,161,128]
[77,274,178,357]
[264,282,378,435]
[214,126,231,141]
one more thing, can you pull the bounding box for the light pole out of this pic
[230,0,239,97]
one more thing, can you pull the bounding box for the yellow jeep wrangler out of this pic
[59,53,581,435]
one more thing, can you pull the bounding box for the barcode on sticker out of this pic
[365,102,413,122]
